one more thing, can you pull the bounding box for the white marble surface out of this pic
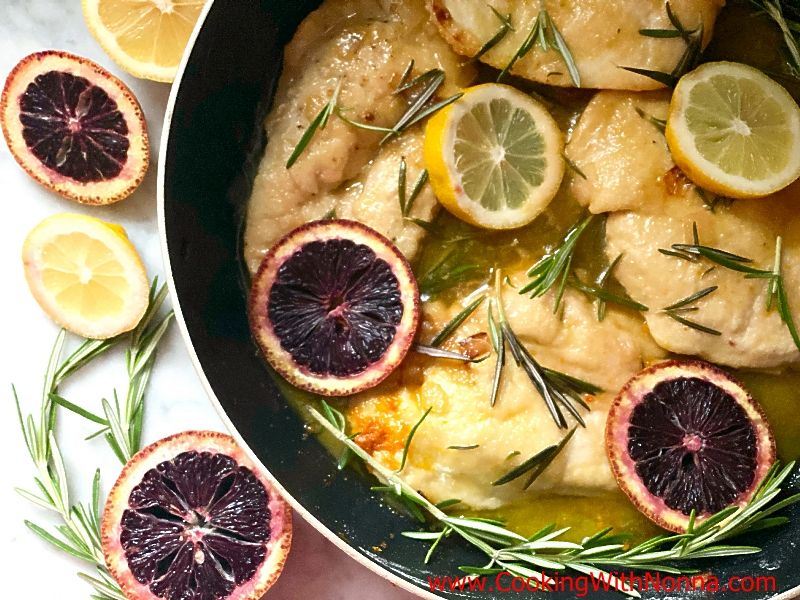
[0,2,416,599]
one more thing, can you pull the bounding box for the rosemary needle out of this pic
[286,79,341,168]
[397,407,432,472]
[431,293,486,347]
[492,427,576,489]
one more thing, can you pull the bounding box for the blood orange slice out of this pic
[102,431,291,600]
[249,219,420,397]
[606,360,776,532]
[1,51,148,205]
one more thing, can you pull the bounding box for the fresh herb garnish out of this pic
[596,254,624,321]
[383,69,463,144]
[286,80,341,168]
[319,399,354,470]
[662,229,800,349]
[14,281,171,600]
[48,281,172,461]
[397,157,429,218]
[412,344,484,363]
[562,152,588,180]
[752,0,800,75]
[497,274,600,428]
[417,246,482,299]
[448,444,480,450]
[661,286,722,336]
[498,5,581,86]
[397,407,432,472]
[623,2,702,87]
[569,274,649,319]
[311,406,800,595]
[634,106,667,133]
[695,187,734,213]
[519,213,595,311]
[430,293,486,347]
[487,299,505,407]
[471,7,514,63]
[493,427,576,489]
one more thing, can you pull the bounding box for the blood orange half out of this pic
[102,431,291,600]
[249,219,420,396]
[606,360,776,532]
[1,50,149,204]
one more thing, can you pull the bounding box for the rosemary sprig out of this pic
[383,69,463,144]
[471,7,514,63]
[661,286,721,336]
[497,275,600,428]
[493,427,576,489]
[286,80,341,168]
[596,254,623,321]
[448,444,480,450]
[310,406,800,597]
[51,280,173,462]
[662,232,800,349]
[14,282,172,600]
[397,157,429,218]
[752,0,800,75]
[623,2,702,87]
[519,213,595,311]
[15,341,122,600]
[431,293,486,347]
[497,4,581,86]
[397,407,432,472]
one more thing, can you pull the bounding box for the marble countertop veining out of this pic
[0,2,416,599]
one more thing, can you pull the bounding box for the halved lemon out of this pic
[22,213,149,339]
[81,0,206,83]
[424,83,564,230]
[666,62,800,199]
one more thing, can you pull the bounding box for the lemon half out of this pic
[82,0,206,83]
[22,213,149,339]
[424,84,564,230]
[666,62,800,199]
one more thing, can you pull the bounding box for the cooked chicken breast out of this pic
[244,0,474,274]
[606,184,800,369]
[429,0,724,90]
[347,274,664,509]
[566,90,675,214]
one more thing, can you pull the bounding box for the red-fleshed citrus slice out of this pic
[249,219,420,397]
[102,431,291,600]
[606,360,776,533]
[1,50,149,205]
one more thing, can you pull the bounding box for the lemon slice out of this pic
[82,0,206,83]
[424,83,564,229]
[666,62,800,199]
[22,214,149,339]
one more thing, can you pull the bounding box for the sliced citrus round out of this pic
[424,83,564,229]
[102,431,291,600]
[22,213,149,339]
[606,360,776,533]
[82,0,206,83]
[1,51,149,204]
[666,61,800,198]
[249,219,420,397]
